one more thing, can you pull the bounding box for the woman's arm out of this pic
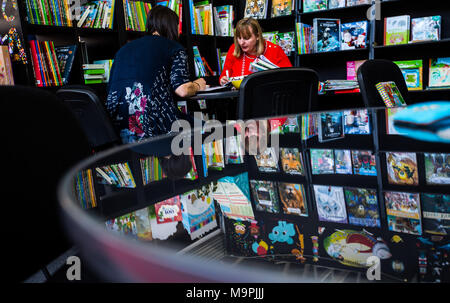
[170,49,206,97]
[219,44,236,85]
[175,78,206,98]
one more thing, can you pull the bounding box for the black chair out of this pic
[357,59,411,107]
[0,85,92,282]
[237,68,320,120]
[56,85,120,151]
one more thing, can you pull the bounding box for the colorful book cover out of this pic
[244,0,268,19]
[346,0,371,6]
[411,16,441,42]
[250,180,280,213]
[54,45,77,85]
[344,187,380,227]
[351,150,377,176]
[385,107,407,135]
[180,184,217,240]
[318,111,344,142]
[154,196,182,224]
[271,0,293,17]
[303,0,327,13]
[375,81,407,107]
[384,15,410,46]
[105,212,137,238]
[313,185,348,223]
[134,207,153,241]
[334,149,352,174]
[424,153,450,185]
[386,152,419,186]
[310,149,334,174]
[394,59,423,90]
[269,116,300,134]
[344,109,370,134]
[263,31,279,44]
[421,193,450,235]
[225,135,244,164]
[213,5,232,36]
[384,191,422,235]
[254,147,279,172]
[328,0,345,9]
[280,148,304,175]
[429,57,450,88]
[341,21,368,50]
[346,60,366,80]
[278,182,308,216]
[277,32,295,56]
[314,18,341,52]
[213,175,255,222]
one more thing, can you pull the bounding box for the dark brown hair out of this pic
[146,5,179,41]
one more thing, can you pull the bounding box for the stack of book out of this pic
[302,0,371,13]
[76,0,115,29]
[123,0,152,32]
[249,55,279,72]
[25,0,74,26]
[156,0,183,34]
[193,46,214,77]
[83,61,113,84]
[322,80,359,92]
[29,39,63,87]
[139,156,166,185]
[95,162,137,188]
[189,0,214,35]
[74,169,97,209]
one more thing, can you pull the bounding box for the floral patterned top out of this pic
[106,35,190,144]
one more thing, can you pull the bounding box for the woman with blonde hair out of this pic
[219,17,292,85]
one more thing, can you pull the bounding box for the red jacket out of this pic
[219,40,292,82]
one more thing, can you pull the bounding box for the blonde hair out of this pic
[233,18,265,58]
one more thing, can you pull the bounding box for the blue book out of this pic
[341,21,368,50]
[314,18,341,53]
[55,45,77,85]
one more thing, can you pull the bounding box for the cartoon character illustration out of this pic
[234,221,246,235]
[291,225,306,262]
[387,152,418,185]
[272,0,292,16]
[281,148,303,174]
[391,235,404,243]
[323,229,392,267]
[278,183,307,215]
[245,0,267,19]
[268,221,296,244]
[252,240,271,256]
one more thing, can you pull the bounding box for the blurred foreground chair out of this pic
[1,85,92,282]
[357,59,411,107]
[237,67,320,120]
[56,85,120,152]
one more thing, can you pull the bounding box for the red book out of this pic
[29,41,44,87]
[154,197,182,224]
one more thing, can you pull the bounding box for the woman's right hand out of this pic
[194,78,206,91]
[219,76,229,86]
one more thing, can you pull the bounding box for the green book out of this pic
[384,15,410,46]
[394,59,423,90]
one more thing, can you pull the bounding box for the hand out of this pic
[219,76,229,86]
[194,78,206,91]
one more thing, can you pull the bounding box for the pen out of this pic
[226,70,229,79]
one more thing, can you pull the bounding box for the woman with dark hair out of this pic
[219,18,292,85]
[106,5,206,144]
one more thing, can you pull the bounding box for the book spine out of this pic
[43,0,53,25]
[49,0,59,26]
[25,0,34,24]
[49,41,63,85]
[29,40,44,86]
[63,0,72,26]
[35,40,49,86]
[109,0,115,29]
[42,41,57,86]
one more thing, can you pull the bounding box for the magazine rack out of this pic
[59,105,450,282]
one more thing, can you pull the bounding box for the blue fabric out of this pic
[106,35,190,143]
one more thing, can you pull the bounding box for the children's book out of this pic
[310,149,334,174]
[313,185,348,223]
[328,0,345,9]
[278,183,308,216]
[375,81,407,107]
[428,57,450,88]
[424,153,450,185]
[384,15,410,46]
[105,212,137,238]
[384,191,422,235]
[280,148,304,175]
[421,193,450,235]
[134,207,153,241]
[346,60,366,81]
[385,107,407,135]
[154,196,182,224]
[244,0,268,19]
[351,150,377,176]
[344,187,380,227]
[394,59,423,90]
[54,45,77,85]
[334,149,352,174]
[277,32,296,56]
[225,135,244,164]
[180,184,218,240]
[411,16,441,42]
[269,116,300,134]
[386,152,419,186]
[314,18,341,52]
[318,111,344,142]
[250,180,280,213]
[254,147,279,172]
[341,21,368,50]
[213,173,255,221]
[346,0,371,6]
[262,31,279,44]
[343,109,370,134]
[213,5,233,36]
[271,0,294,17]
[302,0,327,13]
